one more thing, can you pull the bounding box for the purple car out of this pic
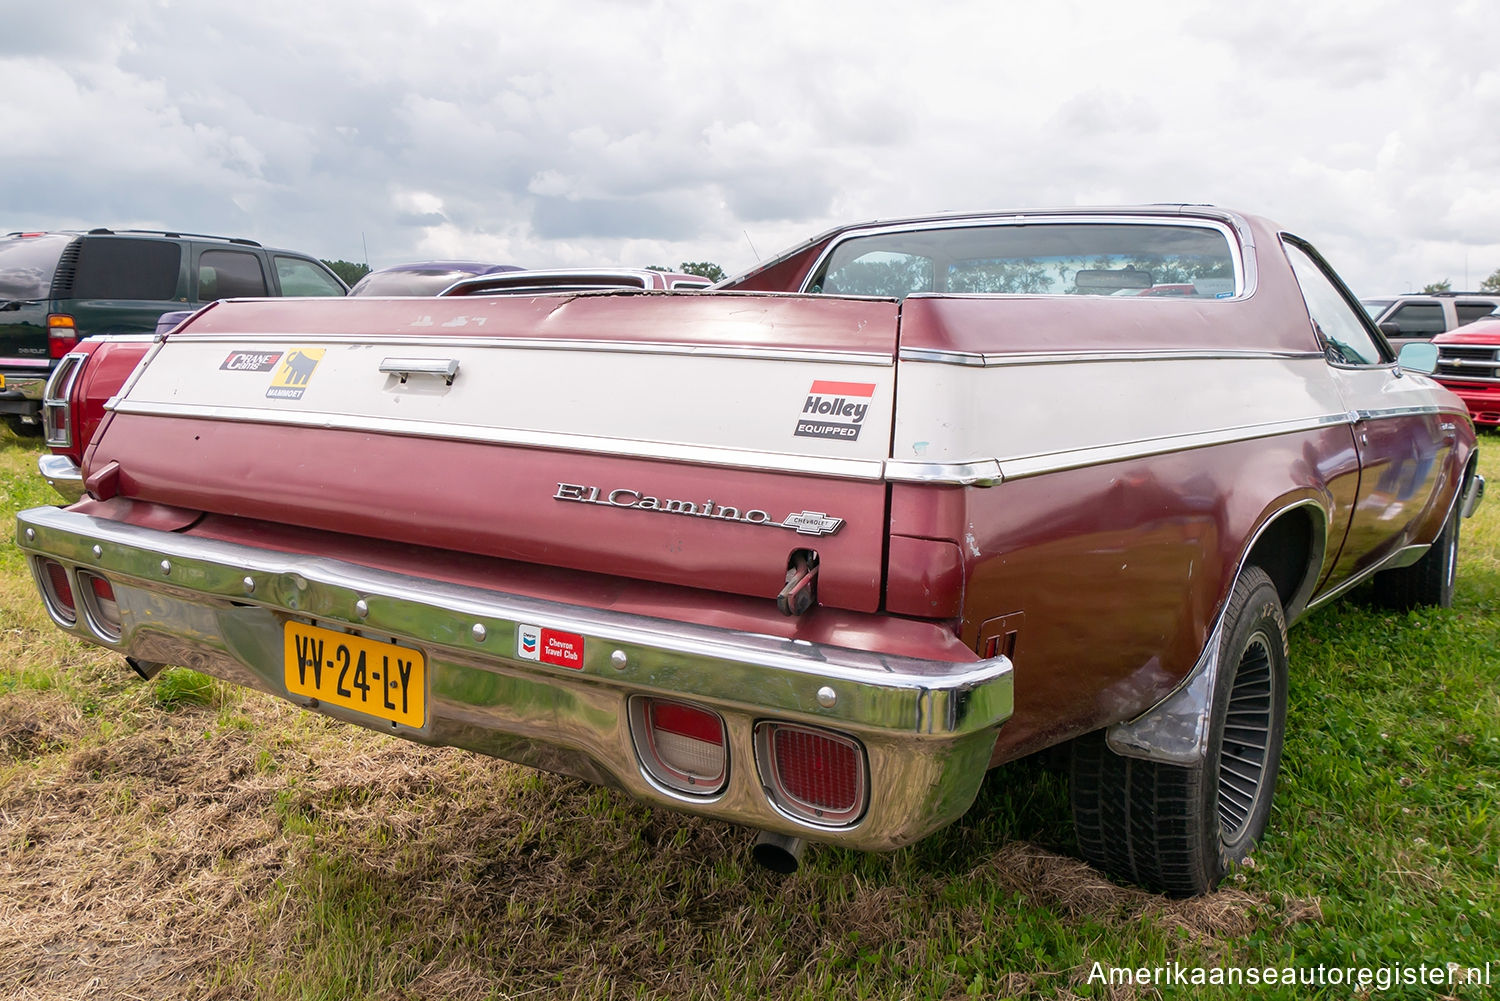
[349,261,523,297]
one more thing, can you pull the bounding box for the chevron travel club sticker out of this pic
[517,624,585,669]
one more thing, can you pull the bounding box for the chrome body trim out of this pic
[995,413,1351,482]
[799,212,1252,300]
[106,400,891,482]
[109,335,168,406]
[883,459,1004,487]
[1304,543,1436,612]
[898,347,1325,368]
[1352,404,1448,421]
[37,455,86,504]
[106,405,1353,489]
[162,332,894,368]
[42,352,88,448]
[82,333,161,344]
[16,505,1013,851]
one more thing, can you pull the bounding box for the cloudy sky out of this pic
[4,0,1498,294]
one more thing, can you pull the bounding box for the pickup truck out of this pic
[17,207,1484,897]
[1433,316,1500,428]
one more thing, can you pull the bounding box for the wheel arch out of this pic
[1105,496,1323,765]
[1241,498,1328,626]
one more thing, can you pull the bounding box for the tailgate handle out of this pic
[777,550,819,617]
[380,358,460,385]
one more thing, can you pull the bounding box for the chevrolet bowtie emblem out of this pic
[781,511,844,536]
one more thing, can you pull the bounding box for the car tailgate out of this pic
[91,292,899,612]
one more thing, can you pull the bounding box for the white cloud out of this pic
[1,0,1496,291]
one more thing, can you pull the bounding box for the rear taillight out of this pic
[42,352,86,449]
[756,722,866,826]
[630,697,727,796]
[36,559,77,625]
[47,314,78,358]
[78,572,121,640]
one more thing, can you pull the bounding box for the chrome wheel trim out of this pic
[1217,629,1276,844]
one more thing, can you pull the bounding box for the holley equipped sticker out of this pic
[266,348,325,400]
[795,380,875,441]
[516,624,586,669]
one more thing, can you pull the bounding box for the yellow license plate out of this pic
[284,621,426,728]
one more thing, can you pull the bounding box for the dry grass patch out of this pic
[0,679,1321,1000]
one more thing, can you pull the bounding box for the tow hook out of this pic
[777,550,819,616]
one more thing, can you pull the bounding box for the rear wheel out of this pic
[1371,503,1459,610]
[1071,566,1288,896]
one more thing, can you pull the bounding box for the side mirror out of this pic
[1396,342,1438,375]
[1378,320,1403,337]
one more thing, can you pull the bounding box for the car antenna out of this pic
[743,230,760,262]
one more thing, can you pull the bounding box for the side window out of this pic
[1455,301,1498,326]
[1385,303,1445,336]
[73,238,181,300]
[275,256,346,296]
[198,250,268,300]
[819,251,933,297]
[1283,241,1386,366]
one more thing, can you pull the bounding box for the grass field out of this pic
[2,428,1496,1000]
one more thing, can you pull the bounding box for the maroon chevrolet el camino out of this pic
[20,207,1484,896]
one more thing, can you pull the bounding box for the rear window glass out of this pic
[199,250,267,299]
[809,222,1238,300]
[73,238,182,300]
[1455,302,1499,325]
[352,269,490,296]
[0,234,73,299]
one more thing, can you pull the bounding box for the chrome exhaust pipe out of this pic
[751,831,806,874]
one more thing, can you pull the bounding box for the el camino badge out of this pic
[554,483,844,536]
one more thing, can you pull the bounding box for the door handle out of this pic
[379,358,460,385]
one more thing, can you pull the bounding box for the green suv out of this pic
[0,229,347,435]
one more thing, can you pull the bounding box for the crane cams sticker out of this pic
[266,348,325,400]
[795,380,876,441]
[220,350,282,372]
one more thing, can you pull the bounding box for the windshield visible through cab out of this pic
[807,221,1238,300]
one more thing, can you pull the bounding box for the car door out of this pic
[1283,238,1455,590]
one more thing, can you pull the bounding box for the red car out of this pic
[19,207,1484,896]
[1432,317,1500,428]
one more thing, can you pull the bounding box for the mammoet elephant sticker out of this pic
[267,348,326,400]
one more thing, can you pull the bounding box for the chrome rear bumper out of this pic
[38,455,86,503]
[16,505,1012,850]
[1461,472,1485,519]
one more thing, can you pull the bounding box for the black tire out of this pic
[1371,502,1459,610]
[1070,566,1288,896]
[4,415,44,438]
